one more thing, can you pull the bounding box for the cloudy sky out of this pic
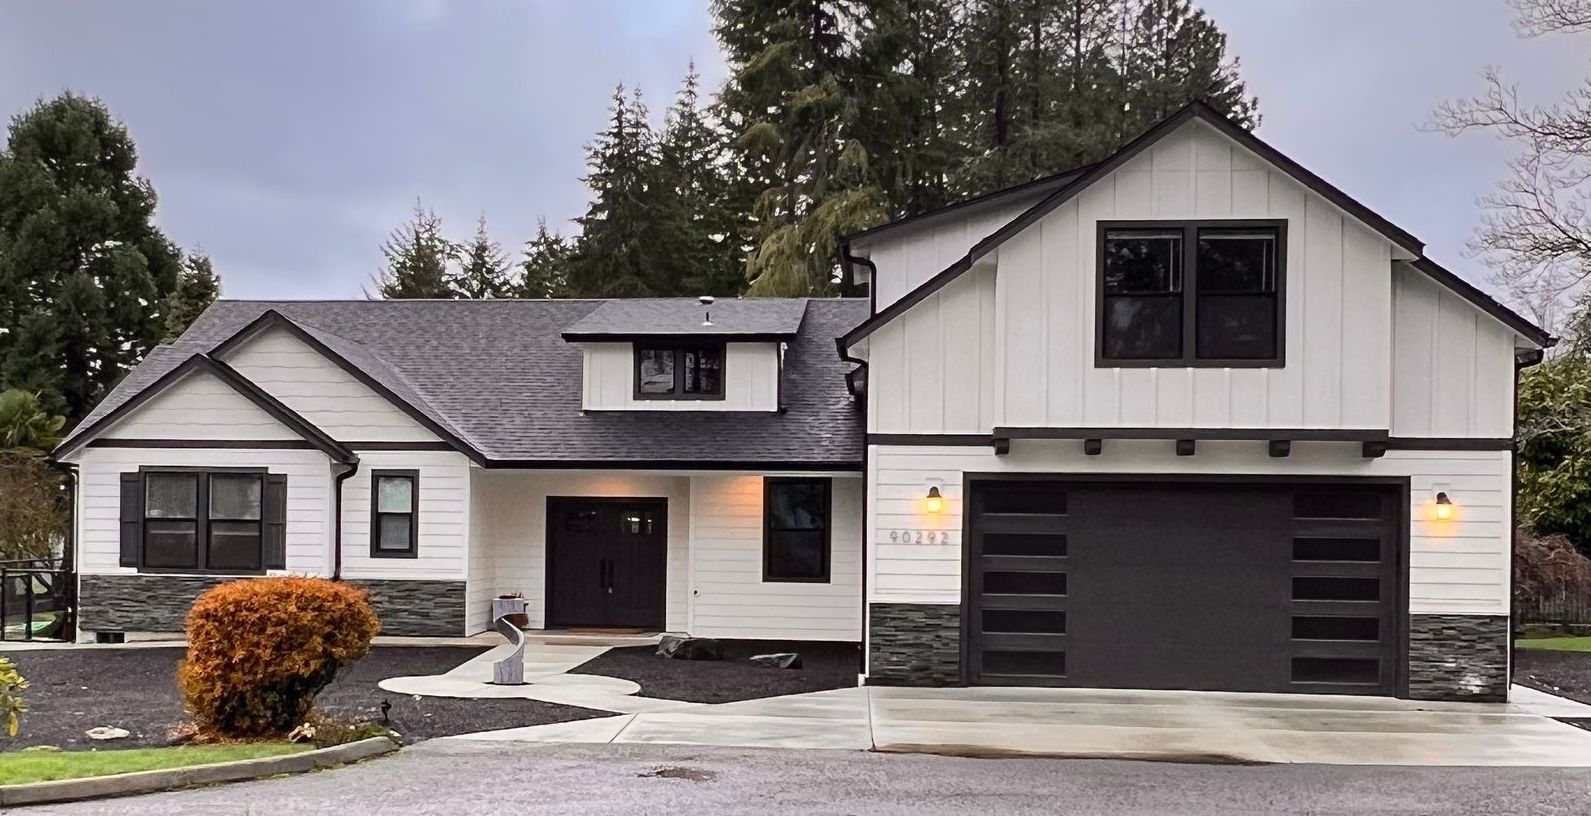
[0,0,1586,300]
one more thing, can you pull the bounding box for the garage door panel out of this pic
[967,480,1402,696]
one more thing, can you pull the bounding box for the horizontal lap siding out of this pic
[99,372,301,441]
[869,443,1510,616]
[223,326,439,442]
[75,447,332,575]
[339,451,472,582]
[580,342,780,412]
[688,475,863,641]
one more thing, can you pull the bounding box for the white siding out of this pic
[222,326,440,442]
[98,371,300,441]
[868,442,1511,616]
[862,196,1044,310]
[580,342,781,412]
[1392,266,1517,438]
[74,446,333,576]
[339,451,473,582]
[687,475,863,641]
[470,471,691,633]
[866,268,998,434]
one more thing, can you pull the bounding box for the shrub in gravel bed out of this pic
[179,577,380,738]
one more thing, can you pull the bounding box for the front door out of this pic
[546,497,667,629]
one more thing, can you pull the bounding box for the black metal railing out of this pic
[0,558,72,641]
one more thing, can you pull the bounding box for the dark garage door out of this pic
[965,480,1403,695]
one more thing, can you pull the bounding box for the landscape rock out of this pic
[85,726,130,741]
[656,635,725,661]
[749,652,803,670]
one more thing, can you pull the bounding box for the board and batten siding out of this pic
[579,342,781,412]
[868,442,1512,617]
[97,370,302,441]
[1391,265,1516,439]
[468,471,691,634]
[339,450,473,583]
[864,196,1044,311]
[73,445,333,576]
[687,475,863,641]
[221,325,441,442]
[865,119,1420,434]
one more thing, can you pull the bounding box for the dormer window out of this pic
[1097,220,1285,367]
[635,344,725,400]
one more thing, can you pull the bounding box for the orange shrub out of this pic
[178,577,380,738]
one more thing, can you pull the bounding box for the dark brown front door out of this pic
[966,479,1403,695]
[546,497,667,629]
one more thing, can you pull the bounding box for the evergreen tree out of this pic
[714,0,889,296]
[565,86,662,297]
[654,64,746,296]
[0,92,184,421]
[860,0,961,217]
[375,202,456,299]
[454,215,514,299]
[1109,0,1257,143]
[162,251,221,341]
[518,219,573,299]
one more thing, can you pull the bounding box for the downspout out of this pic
[46,459,79,641]
[331,458,360,581]
[1510,346,1546,676]
[838,242,875,678]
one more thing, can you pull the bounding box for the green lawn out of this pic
[1516,636,1591,652]
[0,743,309,786]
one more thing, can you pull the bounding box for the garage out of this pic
[964,478,1404,695]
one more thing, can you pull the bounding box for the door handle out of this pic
[606,560,615,594]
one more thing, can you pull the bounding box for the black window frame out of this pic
[137,466,267,575]
[633,343,727,401]
[370,469,419,559]
[762,477,832,584]
[1095,219,1286,368]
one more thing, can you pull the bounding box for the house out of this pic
[53,102,1552,703]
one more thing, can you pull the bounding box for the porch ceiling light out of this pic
[925,486,944,514]
[1434,491,1454,521]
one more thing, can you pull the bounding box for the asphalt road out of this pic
[28,741,1591,816]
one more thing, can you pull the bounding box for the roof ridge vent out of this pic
[699,295,715,326]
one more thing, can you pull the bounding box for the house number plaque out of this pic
[888,529,954,545]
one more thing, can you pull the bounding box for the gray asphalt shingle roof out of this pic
[561,298,809,338]
[67,298,868,467]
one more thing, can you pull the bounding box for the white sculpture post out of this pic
[490,597,529,685]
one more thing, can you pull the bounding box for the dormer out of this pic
[561,298,805,412]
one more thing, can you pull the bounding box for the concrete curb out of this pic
[0,736,399,807]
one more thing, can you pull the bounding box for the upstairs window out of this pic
[634,344,724,400]
[1099,221,1283,366]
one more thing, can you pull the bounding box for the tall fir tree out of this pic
[565,86,662,297]
[0,92,184,421]
[715,0,890,296]
[454,215,514,299]
[1108,0,1257,143]
[860,0,962,218]
[374,202,456,299]
[518,219,573,299]
[162,251,221,341]
[653,64,746,296]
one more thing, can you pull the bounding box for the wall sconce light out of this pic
[1434,491,1454,521]
[925,486,944,514]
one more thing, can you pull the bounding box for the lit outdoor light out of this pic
[925,486,944,514]
[1434,491,1454,521]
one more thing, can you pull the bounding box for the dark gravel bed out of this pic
[3,646,605,752]
[571,640,861,703]
[1513,648,1591,706]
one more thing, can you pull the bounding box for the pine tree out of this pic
[565,86,662,297]
[518,219,573,299]
[374,202,456,299]
[654,64,746,296]
[162,251,221,341]
[454,215,514,299]
[0,92,185,421]
[1110,0,1257,144]
[715,0,889,296]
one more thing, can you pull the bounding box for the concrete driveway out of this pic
[454,684,1591,766]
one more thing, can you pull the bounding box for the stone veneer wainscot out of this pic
[867,602,961,686]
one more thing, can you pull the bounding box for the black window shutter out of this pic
[263,473,288,570]
[119,473,142,567]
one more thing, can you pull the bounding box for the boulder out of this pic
[749,652,802,669]
[656,635,725,661]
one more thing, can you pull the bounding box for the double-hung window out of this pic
[371,470,419,558]
[137,469,266,573]
[634,344,725,399]
[763,477,831,583]
[1098,221,1284,366]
